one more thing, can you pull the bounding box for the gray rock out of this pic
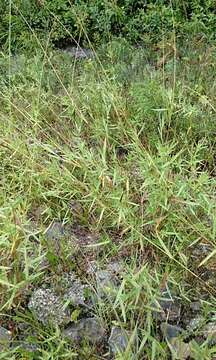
[186,316,205,331]
[63,318,105,344]
[96,270,117,298]
[18,342,38,353]
[45,222,65,242]
[152,290,181,322]
[61,272,87,306]
[160,323,183,340]
[160,322,191,359]
[108,327,130,355]
[190,301,201,312]
[191,243,213,258]
[168,338,192,359]
[14,323,39,353]
[202,322,216,344]
[63,47,94,59]
[10,54,26,75]
[28,288,70,326]
[87,260,122,276]
[15,322,38,350]
[44,222,74,257]
[107,261,123,274]
[68,200,83,217]
[0,326,11,351]
[86,260,98,274]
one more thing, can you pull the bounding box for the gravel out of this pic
[160,323,191,359]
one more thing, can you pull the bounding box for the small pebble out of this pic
[0,326,11,351]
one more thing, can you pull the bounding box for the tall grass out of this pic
[0,3,216,359]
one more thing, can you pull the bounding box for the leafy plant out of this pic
[0,0,215,51]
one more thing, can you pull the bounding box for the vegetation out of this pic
[1,0,215,51]
[0,1,216,359]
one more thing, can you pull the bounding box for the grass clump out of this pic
[0,33,216,359]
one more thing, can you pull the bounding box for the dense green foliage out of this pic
[1,0,215,51]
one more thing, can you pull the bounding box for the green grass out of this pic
[0,33,216,359]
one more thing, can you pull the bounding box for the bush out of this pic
[0,0,215,51]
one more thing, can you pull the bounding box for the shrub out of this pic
[0,0,215,51]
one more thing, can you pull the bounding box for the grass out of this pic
[0,30,216,359]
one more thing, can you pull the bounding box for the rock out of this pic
[160,322,191,359]
[44,222,74,258]
[168,338,191,359]
[202,322,216,345]
[63,318,105,344]
[190,301,201,312]
[191,243,213,258]
[28,288,70,326]
[0,326,11,351]
[152,290,181,322]
[86,260,98,274]
[10,54,26,75]
[108,326,130,355]
[14,322,39,353]
[106,261,123,274]
[45,222,65,242]
[68,200,83,217]
[61,272,87,306]
[160,323,183,340]
[96,270,117,298]
[63,47,94,59]
[186,317,205,331]
[69,225,99,247]
[19,342,38,353]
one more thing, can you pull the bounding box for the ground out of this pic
[0,35,216,359]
